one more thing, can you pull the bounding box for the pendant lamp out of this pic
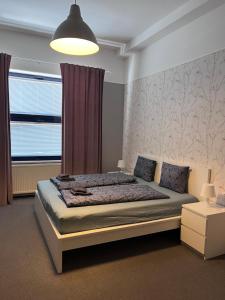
[50,2,99,56]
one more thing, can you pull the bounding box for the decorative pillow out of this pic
[159,162,190,193]
[134,156,156,182]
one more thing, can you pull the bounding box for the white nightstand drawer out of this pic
[182,208,207,236]
[181,202,225,259]
[181,225,205,254]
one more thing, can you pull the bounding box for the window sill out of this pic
[12,160,61,167]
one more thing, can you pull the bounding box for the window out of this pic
[9,72,62,161]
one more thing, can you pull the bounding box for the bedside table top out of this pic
[182,201,225,217]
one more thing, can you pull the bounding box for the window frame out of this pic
[9,72,62,162]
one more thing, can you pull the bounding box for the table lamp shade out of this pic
[117,160,125,169]
[200,183,216,198]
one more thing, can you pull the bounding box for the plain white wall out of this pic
[126,2,225,81]
[0,27,126,84]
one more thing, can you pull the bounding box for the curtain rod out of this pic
[12,56,111,73]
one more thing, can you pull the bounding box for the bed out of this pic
[34,156,209,273]
[37,178,197,234]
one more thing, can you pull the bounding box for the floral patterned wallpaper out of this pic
[123,49,225,188]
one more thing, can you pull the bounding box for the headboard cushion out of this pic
[134,156,156,182]
[159,162,189,193]
[136,154,209,199]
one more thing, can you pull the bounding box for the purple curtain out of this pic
[0,53,12,206]
[60,64,105,175]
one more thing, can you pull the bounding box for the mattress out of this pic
[37,178,198,234]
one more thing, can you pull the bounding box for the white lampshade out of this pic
[50,4,99,56]
[117,160,125,169]
[200,183,216,198]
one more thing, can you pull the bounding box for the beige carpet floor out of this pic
[0,197,224,300]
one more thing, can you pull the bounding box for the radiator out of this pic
[12,163,61,195]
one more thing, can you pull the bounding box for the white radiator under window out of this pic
[12,163,61,195]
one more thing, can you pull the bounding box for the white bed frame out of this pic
[34,155,209,273]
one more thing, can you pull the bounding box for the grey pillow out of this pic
[159,162,189,193]
[134,156,156,182]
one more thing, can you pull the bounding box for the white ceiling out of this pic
[0,0,189,42]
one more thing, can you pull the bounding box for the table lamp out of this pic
[200,183,216,205]
[117,160,125,172]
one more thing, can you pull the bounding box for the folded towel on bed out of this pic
[51,172,137,190]
[70,186,93,196]
[56,174,75,182]
[60,184,170,207]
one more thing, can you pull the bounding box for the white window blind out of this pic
[9,76,62,116]
[11,123,61,157]
[9,73,62,160]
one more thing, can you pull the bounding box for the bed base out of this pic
[34,191,181,273]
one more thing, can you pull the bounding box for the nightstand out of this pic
[181,201,225,259]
